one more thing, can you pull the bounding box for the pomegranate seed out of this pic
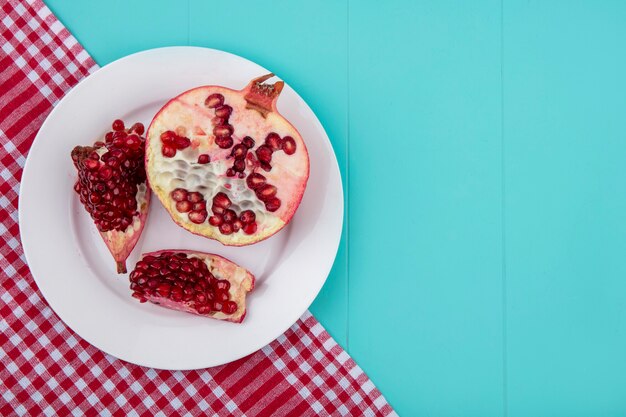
[232,220,242,232]
[181,263,193,273]
[246,173,266,190]
[211,204,225,215]
[231,144,247,159]
[242,136,255,149]
[214,125,234,138]
[195,293,207,304]
[197,154,210,164]
[99,166,113,180]
[223,301,237,314]
[188,192,203,203]
[130,122,145,135]
[219,223,233,235]
[282,136,296,155]
[170,188,188,202]
[197,305,212,314]
[260,161,272,172]
[105,132,114,143]
[265,133,283,150]
[214,280,230,292]
[257,184,277,201]
[215,136,234,149]
[162,146,176,157]
[188,210,208,224]
[215,105,232,118]
[222,209,236,223]
[233,159,245,172]
[205,93,224,108]
[161,130,176,145]
[216,291,229,302]
[212,301,224,311]
[256,145,273,163]
[213,192,231,209]
[266,198,281,212]
[239,210,255,224]
[189,203,204,212]
[243,222,257,235]
[171,286,183,301]
[209,214,223,226]
[226,168,236,177]
[112,119,125,131]
[156,283,171,297]
[84,159,99,170]
[74,182,81,192]
[176,200,192,213]
[174,136,191,150]
[212,117,226,126]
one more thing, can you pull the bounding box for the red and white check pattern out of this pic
[0,1,396,415]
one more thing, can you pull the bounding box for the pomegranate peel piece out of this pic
[129,250,255,323]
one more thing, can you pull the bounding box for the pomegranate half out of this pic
[129,250,255,323]
[145,74,310,246]
[71,120,150,273]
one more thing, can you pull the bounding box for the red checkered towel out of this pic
[0,1,396,416]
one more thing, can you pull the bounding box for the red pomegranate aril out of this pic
[191,202,205,211]
[84,159,99,170]
[243,222,257,235]
[156,283,171,297]
[212,117,226,126]
[174,136,191,150]
[265,198,281,212]
[130,122,145,135]
[209,215,223,226]
[216,291,229,302]
[239,210,255,224]
[226,168,236,177]
[231,144,247,159]
[214,125,234,138]
[160,130,176,145]
[223,301,237,314]
[212,204,225,215]
[232,220,242,232]
[112,119,125,131]
[170,188,188,202]
[219,223,233,235]
[256,145,273,163]
[256,184,277,200]
[260,161,272,172]
[216,280,230,292]
[188,210,208,224]
[282,136,296,155]
[162,146,176,157]
[205,93,224,108]
[242,136,255,149]
[246,173,266,190]
[176,200,192,213]
[99,166,113,180]
[265,132,283,150]
[215,105,232,118]
[215,136,234,149]
[197,154,210,164]
[213,192,231,209]
[233,159,245,172]
[188,192,203,203]
[222,209,236,223]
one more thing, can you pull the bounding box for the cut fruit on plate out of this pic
[145,74,310,246]
[71,120,150,273]
[129,250,255,323]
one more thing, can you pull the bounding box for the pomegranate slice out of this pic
[129,250,255,323]
[71,120,150,273]
[145,74,310,246]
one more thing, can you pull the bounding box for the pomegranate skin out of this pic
[145,74,310,246]
[129,250,255,323]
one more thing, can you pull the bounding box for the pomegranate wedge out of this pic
[129,250,254,323]
[145,74,310,246]
[71,120,150,273]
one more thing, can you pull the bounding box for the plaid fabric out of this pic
[0,1,396,415]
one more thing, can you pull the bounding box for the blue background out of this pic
[44,1,626,415]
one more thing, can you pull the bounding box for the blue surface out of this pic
[44,1,626,415]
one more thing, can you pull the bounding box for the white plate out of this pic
[19,47,343,369]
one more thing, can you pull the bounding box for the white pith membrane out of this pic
[146,83,309,246]
[136,251,255,323]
